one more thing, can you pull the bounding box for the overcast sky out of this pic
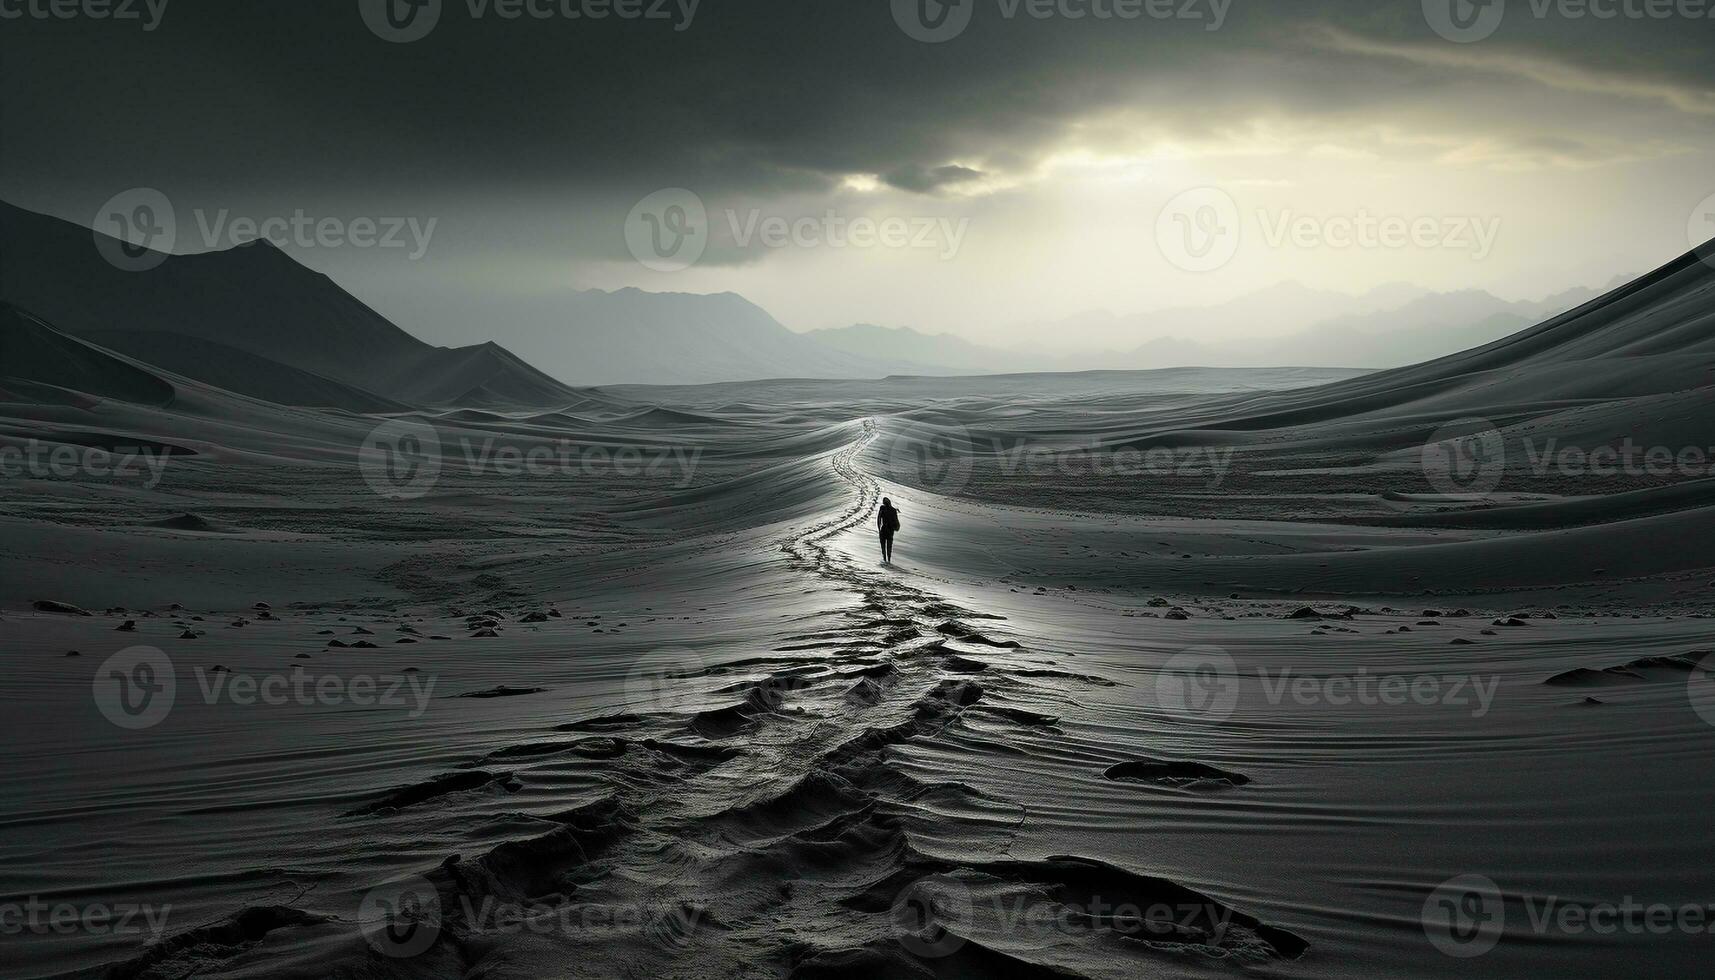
[4,0,1712,349]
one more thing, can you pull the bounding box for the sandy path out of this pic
[304,423,1306,978]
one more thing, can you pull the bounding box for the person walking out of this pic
[877,497,900,565]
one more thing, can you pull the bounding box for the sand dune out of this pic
[69,328,407,414]
[4,234,1715,978]
[0,305,178,408]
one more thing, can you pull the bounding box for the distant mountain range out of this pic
[0,198,1630,395]
[442,276,1626,384]
[807,279,1629,375]
[472,287,956,386]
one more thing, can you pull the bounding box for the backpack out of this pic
[882,507,900,532]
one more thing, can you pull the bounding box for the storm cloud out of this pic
[3,0,1711,343]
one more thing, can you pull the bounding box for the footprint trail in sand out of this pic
[113,420,1308,980]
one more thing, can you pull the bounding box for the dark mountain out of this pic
[0,200,584,408]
